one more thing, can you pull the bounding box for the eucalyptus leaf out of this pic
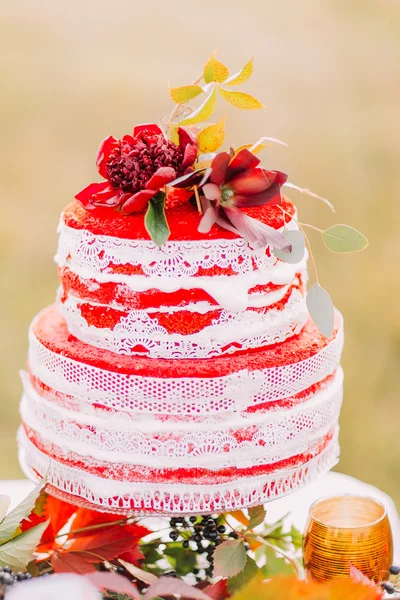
[213,539,247,579]
[306,284,335,338]
[246,505,266,531]
[322,224,368,254]
[144,192,170,247]
[227,556,261,593]
[0,483,45,544]
[274,230,305,264]
[0,519,49,571]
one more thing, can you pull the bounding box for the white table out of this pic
[1,473,399,556]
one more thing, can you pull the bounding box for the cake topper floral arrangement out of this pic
[75,54,368,337]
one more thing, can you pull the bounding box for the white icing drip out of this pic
[58,287,309,359]
[61,256,308,312]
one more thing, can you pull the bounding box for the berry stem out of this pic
[54,517,130,540]
[194,186,203,214]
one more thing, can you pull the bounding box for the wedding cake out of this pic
[17,56,348,515]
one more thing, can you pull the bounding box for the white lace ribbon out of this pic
[57,287,308,359]
[18,426,340,515]
[20,369,343,469]
[28,309,344,415]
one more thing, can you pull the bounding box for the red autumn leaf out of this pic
[86,571,140,599]
[44,496,77,537]
[203,579,230,600]
[69,507,125,532]
[52,551,97,575]
[69,507,150,542]
[119,545,145,566]
[19,511,47,533]
[68,526,141,562]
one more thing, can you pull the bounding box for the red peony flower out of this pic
[171,148,291,251]
[75,124,198,214]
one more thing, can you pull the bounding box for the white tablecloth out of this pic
[1,473,399,556]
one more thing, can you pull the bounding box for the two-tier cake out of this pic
[18,57,346,515]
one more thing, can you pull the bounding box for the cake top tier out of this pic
[70,54,368,338]
[63,196,296,242]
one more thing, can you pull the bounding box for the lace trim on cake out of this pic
[18,427,340,515]
[20,371,343,469]
[57,288,308,359]
[57,219,298,278]
[28,311,344,415]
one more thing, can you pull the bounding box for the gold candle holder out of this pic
[303,495,393,582]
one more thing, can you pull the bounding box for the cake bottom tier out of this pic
[18,426,339,515]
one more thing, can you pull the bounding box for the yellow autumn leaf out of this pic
[169,124,179,145]
[198,116,226,153]
[232,576,383,600]
[169,84,203,105]
[218,86,264,110]
[203,53,230,83]
[178,85,217,126]
[225,57,254,86]
[228,511,249,528]
[234,143,266,156]
[234,137,288,156]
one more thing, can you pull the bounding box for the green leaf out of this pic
[169,84,204,104]
[179,85,217,126]
[289,525,303,550]
[163,544,197,576]
[247,505,266,531]
[274,230,305,264]
[203,54,230,83]
[213,539,247,579]
[262,546,296,577]
[225,58,254,86]
[227,556,262,593]
[0,519,49,571]
[322,224,369,254]
[145,192,170,247]
[218,86,264,110]
[0,483,45,544]
[306,283,335,338]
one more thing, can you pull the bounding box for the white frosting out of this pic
[18,427,340,515]
[60,257,307,313]
[58,287,309,359]
[56,217,307,312]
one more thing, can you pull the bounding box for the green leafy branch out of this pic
[167,54,263,154]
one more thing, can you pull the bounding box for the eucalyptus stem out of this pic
[278,205,319,284]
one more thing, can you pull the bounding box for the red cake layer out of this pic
[59,266,297,311]
[23,423,334,485]
[62,283,302,336]
[33,305,339,379]
[63,197,296,242]
[28,370,336,417]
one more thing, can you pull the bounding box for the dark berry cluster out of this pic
[167,514,234,579]
[379,564,400,596]
[0,566,32,599]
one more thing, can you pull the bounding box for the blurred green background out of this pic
[0,0,399,506]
